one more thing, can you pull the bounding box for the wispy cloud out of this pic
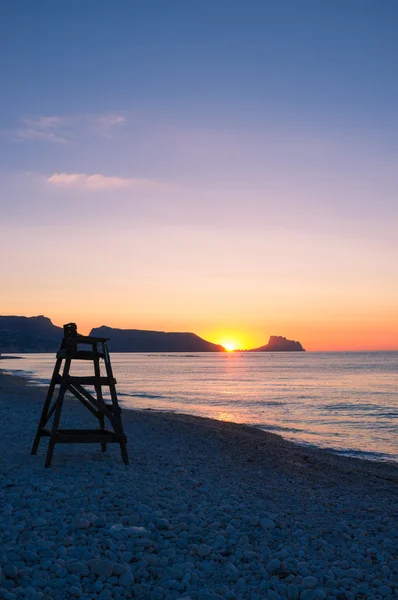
[92,113,126,137]
[16,116,68,143]
[47,172,168,191]
[13,112,126,143]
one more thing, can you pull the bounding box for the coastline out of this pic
[1,369,397,599]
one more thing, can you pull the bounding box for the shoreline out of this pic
[1,368,397,477]
[1,363,397,467]
[0,369,397,600]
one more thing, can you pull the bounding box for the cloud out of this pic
[16,116,68,143]
[29,116,64,128]
[90,113,126,138]
[94,113,126,127]
[47,172,167,191]
[13,112,126,143]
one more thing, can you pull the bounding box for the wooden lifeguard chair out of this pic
[31,323,129,467]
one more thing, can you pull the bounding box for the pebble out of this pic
[198,544,212,557]
[69,586,82,597]
[90,559,114,578]
[156,518,170,530]
[119,569,134,586]
[302,576,318,589]
[287,584,299,600]
[380,585,392,596]
[300,591,316,600]
[266,559,281,573]
[3,565,18,579]
[260,518,276,530]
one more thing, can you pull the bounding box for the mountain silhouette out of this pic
[0,316,225,353]
[0,316,304,353]
[0,315,63,352]
[89,326,225,353]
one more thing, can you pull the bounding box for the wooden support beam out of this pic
[67,384,100,419]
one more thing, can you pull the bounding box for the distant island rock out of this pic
[249,336,305,352]
[90,326,226,353]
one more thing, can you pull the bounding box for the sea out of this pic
[1,351,397,463]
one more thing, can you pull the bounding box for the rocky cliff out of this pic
[90,326,226,353]
[0,315,63,353]
[249,335,305,352]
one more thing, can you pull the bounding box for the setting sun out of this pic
[222,342,237,352]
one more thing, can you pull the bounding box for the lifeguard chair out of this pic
[31,323,129,467]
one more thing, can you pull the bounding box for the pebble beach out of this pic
[0,370,397,600]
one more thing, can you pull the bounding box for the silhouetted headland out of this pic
[0,315,62,353]
[0,316,225,353]
[249,335,305,352]
[90,326,225,353]
[0,315,305,353]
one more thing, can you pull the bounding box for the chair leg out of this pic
[45,392,65,468]
[31,358,62,455]
[120,437,129,465]
[93,345,107,453]
[45,359,70,468]
[99,412,107,452]
[103,341,129,465]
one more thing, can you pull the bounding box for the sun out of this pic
[223,341,237,352]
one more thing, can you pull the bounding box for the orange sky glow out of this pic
[1,5,398,353]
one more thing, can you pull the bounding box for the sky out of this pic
[1,0,397,351]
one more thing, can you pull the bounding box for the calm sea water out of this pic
[2,352,397,462]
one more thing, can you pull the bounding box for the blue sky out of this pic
[1,1,397,349]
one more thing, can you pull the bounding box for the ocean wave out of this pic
[258,424,306,434]
[325,447,393,461]
[323,402,385,412]
[119,391,165,400]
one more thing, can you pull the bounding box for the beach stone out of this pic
[198,544,212,557]
[74,518,91,529]
[126,526,149,536]
[23,551,40,563]
[300,591,316,600]
[287,584,299,600]
[260,518,276,530]
[266,559,281,573]
[156,518,170,530]
[110,523,124,534]
[63,536,74,546]
[225,525,236,536]
[303,576,318,589]
[119,569,134,586]
[226,563,238,581]
[3,565,18,579]
[93,581,104,593]
[112,563,126,575]
[120,551,133,563]
[90,559,114,578]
